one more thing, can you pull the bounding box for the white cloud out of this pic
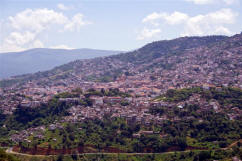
[139,8,238,40]
[32,40,44,48]
[137,28,161,40]
[214,26,233,35]
[64,14,92,32]
[182,8,237,36]
[0,31,36,52]
[185,0,214,5]
[143,11,188,25]
[50,45,74,50]
[57,3,71,11]
[0,8,91,52]
[9,8,68,33]
[5,31,35,46]
[223,0,238,5]
[8,8,91,33]
[185,0,237,5]
[0,44,25,53]
[164,12,189,25]
[142,12,164,26]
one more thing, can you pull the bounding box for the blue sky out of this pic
[0,0,241,52]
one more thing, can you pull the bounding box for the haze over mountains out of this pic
[1,33,241,89]
[0,33,241,160]
[0,48,122,79]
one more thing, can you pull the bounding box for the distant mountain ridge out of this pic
[0,33,242,89]
[0,48,123,78]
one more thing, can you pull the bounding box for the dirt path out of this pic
[5,139,241,157]
[222,139,242,150]
[6,147,47,157]
[5,147,204,157]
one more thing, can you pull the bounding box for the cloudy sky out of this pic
[0,0,241,53]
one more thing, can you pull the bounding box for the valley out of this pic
[0,33,242,161]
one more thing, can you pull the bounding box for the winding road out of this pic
[4,139,241,157]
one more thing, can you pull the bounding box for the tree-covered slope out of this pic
[0,48,122,79]
[1,33,242,88]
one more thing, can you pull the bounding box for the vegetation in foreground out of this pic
[0,87,241,160]
[8,146,242,161]
[0,148,19,161]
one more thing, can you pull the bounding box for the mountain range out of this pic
[0,48,122,79]
[0,33,241,160]
[0,33,241,89]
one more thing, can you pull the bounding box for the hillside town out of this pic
[1,0,242,159]
[1,34,242,117]
[1,33,242,150]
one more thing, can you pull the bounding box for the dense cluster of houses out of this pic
[0,69,241,120]
[9,84,242,144]
[1,35,242,144]
[1,38,241,116]
[10,126,45,143]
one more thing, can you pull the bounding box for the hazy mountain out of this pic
[1,33,242,88]
[0,48,122,78]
